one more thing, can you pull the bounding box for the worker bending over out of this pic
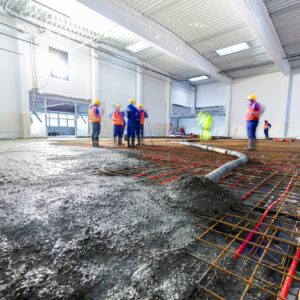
[89,99,102,148]
[246,94,261,151]
[109,104,125,146]
[264,120,272,139]
[137,104,148,145]
[126,98,139,148]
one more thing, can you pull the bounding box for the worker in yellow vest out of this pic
[88,99,102,147]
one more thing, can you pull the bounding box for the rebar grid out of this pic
[194,212,300,299]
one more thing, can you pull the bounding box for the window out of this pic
[59,119,67,127]
[49,47,69,80]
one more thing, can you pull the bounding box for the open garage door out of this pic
[29,92,89,138]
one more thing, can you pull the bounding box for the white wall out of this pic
[230,72,286,138]
[0,17,23,138]
[26,33,92,100]
[142,72,169,136]
[98,62,136,112]
[288,69,300,137]
[171,81,195,108]
[196,82,230,108]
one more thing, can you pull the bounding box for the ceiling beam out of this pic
[78,0,231,84]
[231,0,290,75]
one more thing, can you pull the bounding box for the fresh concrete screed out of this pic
[0,140,241,299]
[1,139,300,299]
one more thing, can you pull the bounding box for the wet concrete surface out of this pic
[0,139,240,299]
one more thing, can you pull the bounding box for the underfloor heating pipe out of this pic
[278,247,300,300]
[233,171,297,260]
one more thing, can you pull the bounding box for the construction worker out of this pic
[126,98,139,148]
[246,94,261,151]
[109,104,125,146]
[197,111,213,141]
[88,99,102,147]
[137,103,148,145]
[264,120,272,139]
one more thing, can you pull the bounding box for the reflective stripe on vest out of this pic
[88,106,101,123]
[112,111,124,126]
[246,102,261,121]
[140,111,145,125]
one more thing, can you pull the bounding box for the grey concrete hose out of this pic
[180,141,248,182]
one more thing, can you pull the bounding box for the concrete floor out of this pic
[0,139,240,299]
[1,138,299,299]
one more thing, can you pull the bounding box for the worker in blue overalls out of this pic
[109,104,125,146]
[246,94,261,151]
[126,98,139,148]
[137,103,148,145]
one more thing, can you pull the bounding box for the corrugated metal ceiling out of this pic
[0,0,198,79]
[264,0,300,60]
[3,0,298,82]
[118,0,276,78]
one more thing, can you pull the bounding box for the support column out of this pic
[91,48,99,100]
[17,23,31,138]
[136,66,143,104]
[280,74,292,137]
[224,83,232,137]
[165,78,171,136]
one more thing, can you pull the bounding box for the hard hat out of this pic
[137,103,143,108]
[114,103,121,108]
[129,98,135,104]
[94,98,100,105]
[247,94,257,101]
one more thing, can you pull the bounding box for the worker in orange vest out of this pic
[137,103,148,145]
[264,120,271,139]
[246,94,261,151]
[109,104,125,146]
[88,99,102,148]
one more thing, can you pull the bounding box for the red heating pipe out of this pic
[278,247,300,300]
[234,172,297,260]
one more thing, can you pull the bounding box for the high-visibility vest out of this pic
[140,111,145,125]
[112,111,124,126]
[264,123,270,129]
[139,110,148,125]
[246,102,261,121]
[88,105,102,123]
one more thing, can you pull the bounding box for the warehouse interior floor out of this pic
[0,138,299,299]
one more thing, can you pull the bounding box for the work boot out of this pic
[131,137,135,148]
[251,139,256,151]
[127,138,131,148]
[245,139,252,151]
[137,136,141,146]
[94,138,100,148]
[113,138,117,147]
[118,137,122,146]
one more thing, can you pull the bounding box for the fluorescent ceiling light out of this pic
[126,41,150,52]
[216,42,249,56]
[189,75,209,82]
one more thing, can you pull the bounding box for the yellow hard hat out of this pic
[247,94,257,101]
[137,103,143,108]
[129,98,135,104]
[94,98,100,105]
